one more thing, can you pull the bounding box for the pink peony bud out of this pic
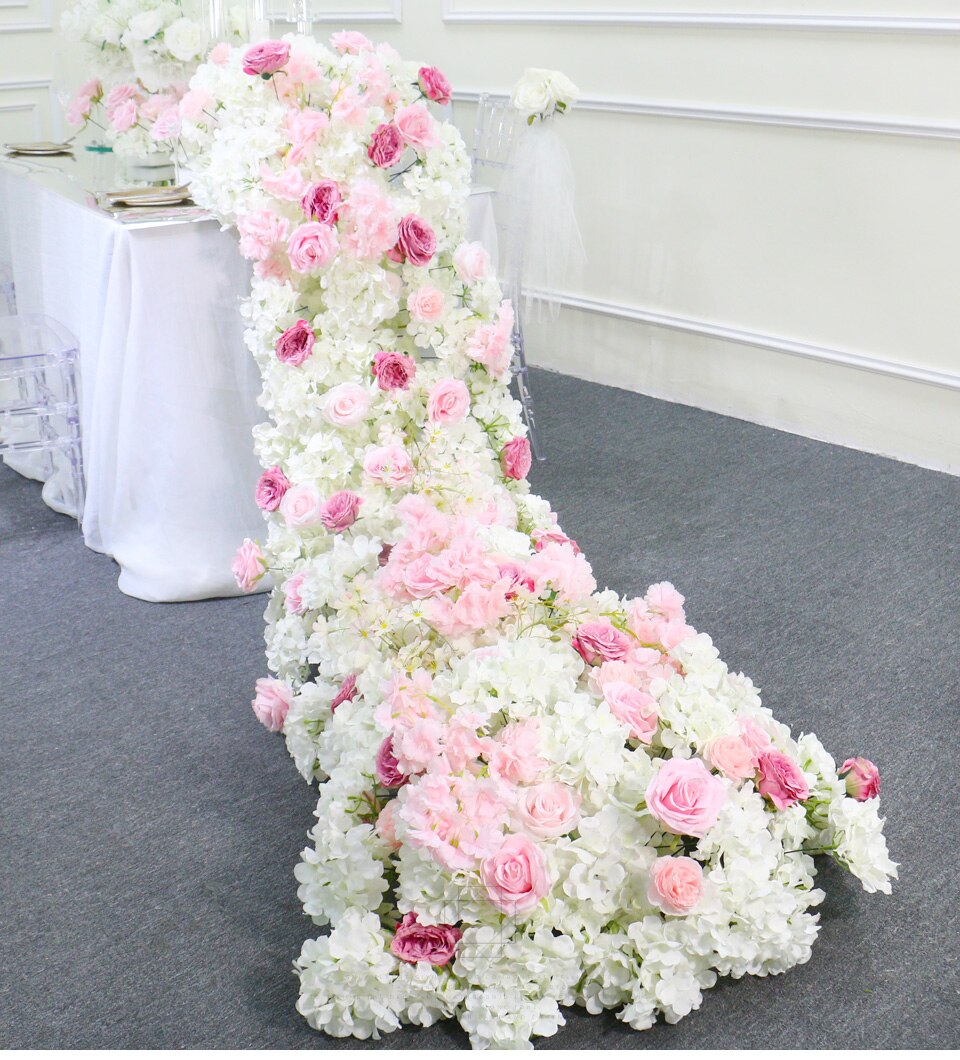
[500,436,532,481]
[839,757,880,801]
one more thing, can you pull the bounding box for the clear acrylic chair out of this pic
[0,315,84,523]
[472,93,544,460]
[0,263,15,316]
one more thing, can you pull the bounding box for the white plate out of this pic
[5,141,73,156]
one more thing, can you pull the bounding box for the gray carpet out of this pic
[2,367,958,1049]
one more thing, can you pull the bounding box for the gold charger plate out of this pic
[5,141,74,156]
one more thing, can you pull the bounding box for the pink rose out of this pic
[179,88,212,121]
[645,757,727,837]
[839,757,880,802]
[572,619,631,665]
[375,736,408,788]
[500,436,531,481]
[208,42,231,65]
[418,65,452,105]
[279,483,323,529]
[395,103,439,151]
[480,833,552,915]
[242,40,291,77]
[514,782,581,839]
[284,570,306,614]
[238,210,289,262]
[427,378,470,424]
[704,734,757,781]
[372,351,416,391]
[367,122,404,168]
[254,465,291,511]
[104,84,136,112]
[251,677,292,732]
[532,527,580,554]
[395,214,436,266]
[275,319,315,366]
[330,30,373,54]
[319,490,363,532]
[286,222,338,274]
[756,751,810,811]
[453,241,492,284]
[340,179,398,259]
[321,382,370,428]
[300,179,341,223]
[738,716,773,757]
[330,673,359,713]
[109,100,138,133]
[390,913,461,966]
[259,164,307,201]
[407,285,445,323]
[232,538,265,592]
[363,444,416,488]
[647,856,705,915]
[376,800,402,850]
[603,680,658,743]
[149,106,181,141]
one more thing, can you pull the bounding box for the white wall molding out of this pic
[452,89,960,142]
[442,4,960,34]
[271,0,402,24]
[531,288,960,393]
[0,0,51,31]
[0,78,57,139]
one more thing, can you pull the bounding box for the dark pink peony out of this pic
[757,751,810,810]
[330,674,359,714]
[840,757,880,801]
[571,619,631,665]
[418,65,452,105]
[390,912,461,966]
[375,736,408,788]
[255,466,291,511]
[300,179,342,223]
[372,350,416,391]
[368,122,405,168]
[275,319,315,366]
[319,490,363,532]
[242,40,291,77]
[500,436,532,481]
[395,214,436,266]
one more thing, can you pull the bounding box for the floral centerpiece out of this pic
[181,33,895,1050]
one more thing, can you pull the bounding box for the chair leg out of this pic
[511,321,545,462]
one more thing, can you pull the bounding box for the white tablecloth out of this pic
[0,158,497,601]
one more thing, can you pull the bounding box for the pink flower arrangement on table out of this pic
[179,32,896,1050]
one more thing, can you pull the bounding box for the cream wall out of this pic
[5,1,959,473]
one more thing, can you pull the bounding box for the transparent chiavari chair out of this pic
[0,315,85,523]
[471,93,544,460]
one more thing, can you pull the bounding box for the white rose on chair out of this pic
[164,18,205,62]
[510,67,580,121]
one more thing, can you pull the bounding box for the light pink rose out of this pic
[467,301,514,375]
[372,350,416,391]
[737,716,773,757]
[645,757,727,837]
[232,538,265,592]
[109,100,138,133]
[376,800,402,850]
[390,912,461,966]
[704,734,757,781]
[78,77,101,99]
[603,680,658,743]
[284,570,306,614]
[367,122,404,168]
[321,382,370,428]
[514,782,581,839]
[275,319,315,366]
[300,179,341,223]
[208,42,231,65]
[407,285,445,323]
[254,466,291,511]
[286,222,339,274]
[238,210,289,262]
[427,378,470,424]
[330,673,359,713]
[279,483,323,529]
[259,164,307,202]
[330,30,373,54]
[647,856,705,915]
[532,527,580,554]
[572,619,631,665]
[375,736,408,788]
[319,490,363,532]
[481,833,552,915]
[757,751,809,810]
[242,40,290,76]
[839,757,880,801]
[150,106,181,141]
[251,677,292,732]
[418,65,452,105]
[286,109,329,165]
[453,241,492,284]
[500,436,531,481]
[340,179,398,260]
[179,88,212,121]
[395,214,436,266]
[363,444,416,488]
[104,84,136,112]
[395,103,439,151]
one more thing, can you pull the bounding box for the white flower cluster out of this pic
[184,34,895,1049]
